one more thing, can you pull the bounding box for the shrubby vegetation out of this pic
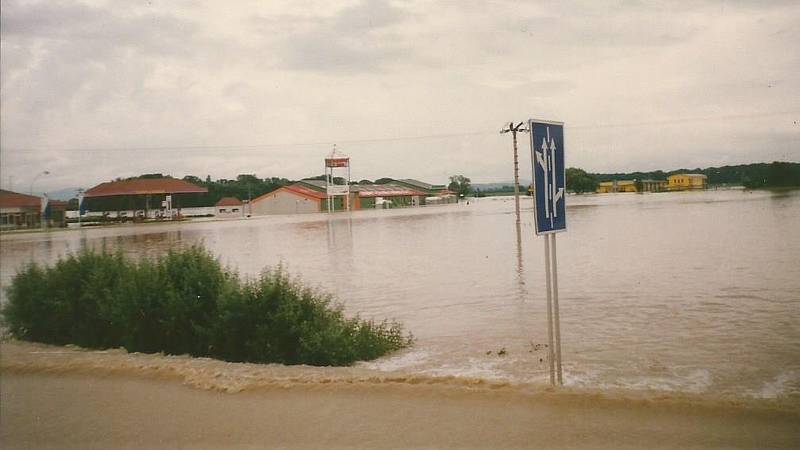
[2,247,412,366]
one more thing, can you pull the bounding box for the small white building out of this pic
[215,197,244,218]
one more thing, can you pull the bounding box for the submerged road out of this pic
[2,370,798,449]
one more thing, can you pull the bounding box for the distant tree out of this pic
[183,175,203,186]
[358,179,374,185]
[590,162,800,188]
[766,161,800,187]
[305,175,347,185]
[173,174,292,206]
[448,175,472,197]
[236,174,260,184]
[565,167,598,194]
[374,178,394,185]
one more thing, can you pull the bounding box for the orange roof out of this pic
[216,197,243,206]
[284,184,327,200]
[252,185,326,203]
[0,189,41,208]
[85,178,207,198]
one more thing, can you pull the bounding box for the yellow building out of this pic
[596,180,638,193]
[596,181,615,193]
[616,180,637,192]
[641,179,668,192]
[668,173,707,191]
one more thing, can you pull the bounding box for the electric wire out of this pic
[4,110,797,154]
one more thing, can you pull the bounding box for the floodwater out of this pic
[1,189,799,400]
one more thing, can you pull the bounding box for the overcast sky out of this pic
[2,0,799,193]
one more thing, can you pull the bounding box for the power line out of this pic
[3,109,797,154]
[570,110,800,130]
[2,130,498,153]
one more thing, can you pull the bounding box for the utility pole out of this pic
[500,122,528,222]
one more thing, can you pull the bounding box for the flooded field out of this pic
[2,189,799,400]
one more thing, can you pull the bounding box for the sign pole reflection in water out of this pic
[529,119,566,386]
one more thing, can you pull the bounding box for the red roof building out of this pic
[250,180,433,215]
[215,197,243,207]
[81,178,208,220]
[215,196,245,218]
[0,189,42,208]
[85,178,207,198]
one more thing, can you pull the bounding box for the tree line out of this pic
[77,161,799,212]
[181,174,292,205]
[566,162,800,193]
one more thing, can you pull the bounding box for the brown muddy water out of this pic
[1,189,799,401]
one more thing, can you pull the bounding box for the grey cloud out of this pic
[333,0,405,31]
[1,0,798,192]
[509,8,702,49]
[257,0,411,72]
[1,0,199,56]
[0,0,237,152]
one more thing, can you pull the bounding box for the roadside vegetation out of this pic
[1,247,412,366]
[591,161,800,189]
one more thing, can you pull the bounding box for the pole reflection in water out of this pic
[514,219,527,301]
[326,215,354,254]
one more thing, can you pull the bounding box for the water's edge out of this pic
[3,340,797,414]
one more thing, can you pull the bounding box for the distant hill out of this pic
[45,187,83,201]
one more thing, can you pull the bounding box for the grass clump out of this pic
[2,247,412,366]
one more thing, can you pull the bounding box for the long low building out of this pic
[250,179,446,215]
[596,179,669,193]
[83,177,208,219]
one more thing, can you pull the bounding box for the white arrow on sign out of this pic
[534,127,564,227]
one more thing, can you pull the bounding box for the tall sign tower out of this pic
[324,145,351,213]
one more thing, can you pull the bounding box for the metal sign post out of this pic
[529,119,566,386]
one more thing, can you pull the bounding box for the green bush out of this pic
[2,247,412,366]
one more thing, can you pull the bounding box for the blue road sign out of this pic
[529,119,566,235]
